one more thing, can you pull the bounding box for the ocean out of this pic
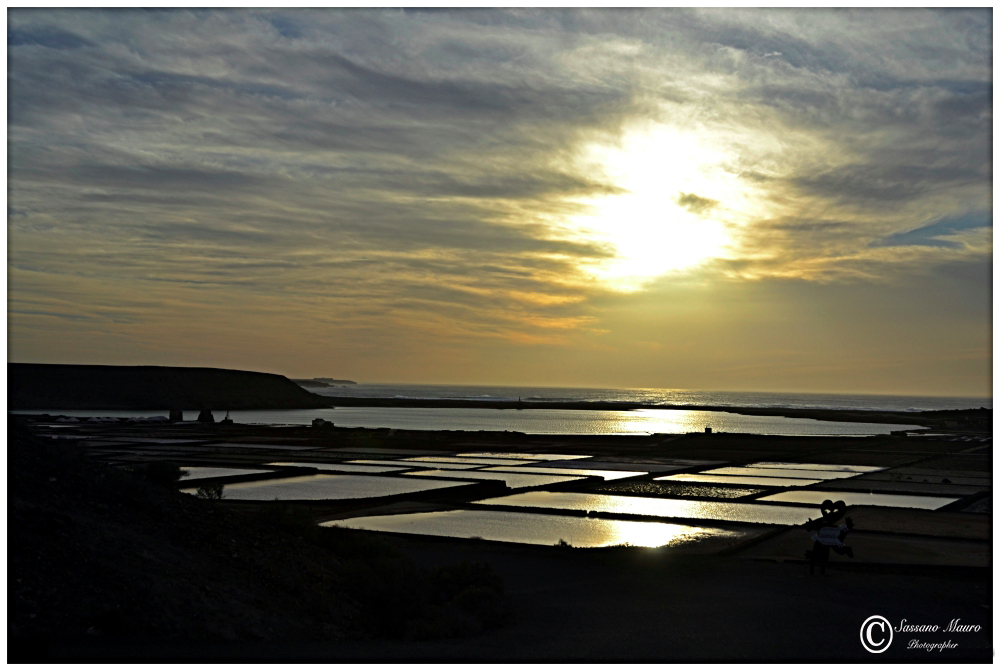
[311,383,990,413]
[19,385,988,436]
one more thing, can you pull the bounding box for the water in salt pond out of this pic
[327,509,758,549]
[181,474,472,500]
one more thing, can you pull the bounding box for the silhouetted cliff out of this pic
[8,363,333,410]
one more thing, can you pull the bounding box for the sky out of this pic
[7,8,992,396]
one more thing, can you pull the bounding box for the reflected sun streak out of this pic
[326,509,741,548]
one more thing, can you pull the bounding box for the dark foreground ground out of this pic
[51,534,991,662]
[9,415,992,662]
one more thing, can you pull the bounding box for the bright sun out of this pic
[566,122,746,290]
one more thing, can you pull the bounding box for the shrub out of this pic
[195,483,224,500]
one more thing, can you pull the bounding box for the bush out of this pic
[195,484,224,500]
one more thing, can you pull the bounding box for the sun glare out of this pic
[602,520,710,548]
[568,123,746,290]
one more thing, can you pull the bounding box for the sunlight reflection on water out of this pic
[597,482,765,499]
[326,509,753,548]
[223,407,924,435]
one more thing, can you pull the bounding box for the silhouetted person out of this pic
[804,499,855,574]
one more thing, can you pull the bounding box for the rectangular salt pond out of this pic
[756,490,959,510]
[182,474,473,501]
[748,462,885,473]
[347,459,483,470]
[656,473,823,487]
[703,467,862,480]
[326,509,755,549]
[179,466,275,481]
[482,465,647,481]
[600,481,767,499]
[266,462,406,473]
[474,491,821,526]
[545,460,688,473]
[405,469,584,489]
[404,456,540,466]
[456,452,592,461]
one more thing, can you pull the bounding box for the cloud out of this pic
[8,26,92,49]
[676,192,718,214]
[873,211,992,249]
[6,8,991,375]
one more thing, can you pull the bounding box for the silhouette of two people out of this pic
[803,499,854,574]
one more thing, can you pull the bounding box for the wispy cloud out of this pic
[7,9,991,390]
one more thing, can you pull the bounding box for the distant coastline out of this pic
[291,378,358,388]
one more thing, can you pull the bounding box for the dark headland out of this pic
[8,363,330,411]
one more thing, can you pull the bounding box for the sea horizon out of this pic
[309,382,991,413]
